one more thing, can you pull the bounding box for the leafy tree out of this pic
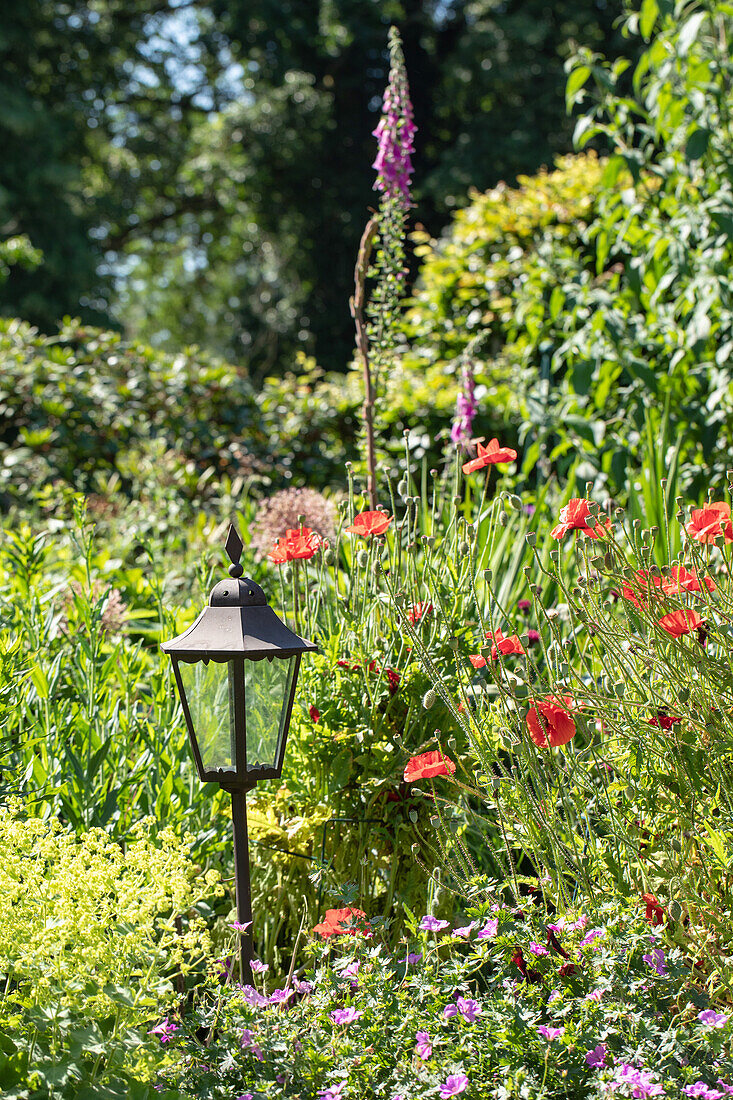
[115,0,632,372]
[0,0,223,330]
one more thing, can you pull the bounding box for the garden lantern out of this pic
[161,524,317,979]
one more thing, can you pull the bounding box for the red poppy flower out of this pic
[404,749,456,783]
[686,502,733,544]
[661,565,716,596]
[658,609,703,636]
[486,629,526,660]
[526,695,577,748]
[642,893,665,927]
[648,710,680,730]
[313,906,367,939]
[621,569,663,608]
[407,601,433,625]
[469,654,487,669]
[268,527,321,563]
[462,438,518,474]
[550,499,611,541]
[309,705,320,723]
[345,510,393,537]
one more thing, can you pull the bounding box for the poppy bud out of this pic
[283,566,293,582]
[423,689,437,710]
[324,548,335,565]
[499,511,508,527]
[459,541,470,555]
[397,479,408,498]
[356,550,369,568]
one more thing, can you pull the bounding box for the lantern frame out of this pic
[160,526,318,981]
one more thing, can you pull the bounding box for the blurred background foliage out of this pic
[0,0,632,374]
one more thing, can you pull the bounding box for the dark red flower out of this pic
[404,750,456,783]
[313,907,367,939]
[686,502,733,544]
[642,893,665,927]
[658,609,703,637]
[648,710,680,731]
[386,668,400,695]
[511,947,542,983]
[462,438,518,474]
[407,601,433,624]
[526,629,541,646]
[517,599,532,614]
[550,499,611,541]
[309,705,320,723]
[345,510,393,537]
[559,961,580,977]
[526,695,578,748]
[546,928,570,959]
[268,527,321,563]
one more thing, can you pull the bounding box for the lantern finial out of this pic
[225,524,244,578]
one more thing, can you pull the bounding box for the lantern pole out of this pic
[230,785,254,982]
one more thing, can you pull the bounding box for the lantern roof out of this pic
[161,525,317,662]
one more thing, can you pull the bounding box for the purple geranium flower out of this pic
[403,951,423,965]
[420,915,450,933]
[529,941,548,956]
[415,1030,432,1060]
[241,984,269,1008]
[443,1003,458,1020]
[148,1017,179,1044]
[685,1086,724,1100]
[317,1084,346,1100]
[579,928,605,948]
[331,1007,363,1026]
[586,1043,607,1068]
[538,1025,564,1041]
[457,996,482,1023]
[250,958,268,974]
[642,948,668,977]
[614,1065,664,1098]
[452,920,478,939]
[269,987,294,1004]
[440,1075,469,1099]
[699,1010,729,1028]
[477,918,498,940]
[230,919,253,933]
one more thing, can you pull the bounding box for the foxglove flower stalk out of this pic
[373,27,416,206]
[451,359,478,447]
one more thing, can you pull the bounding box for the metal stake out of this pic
[230,786,254,982]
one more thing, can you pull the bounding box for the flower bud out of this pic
[422,689,437,710]
[283,566,293,582]
[324,548,335,566]
[356,550,369,569]
[458,541,470,556]
[499,511,509,527]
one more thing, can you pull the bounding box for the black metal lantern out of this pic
[161,525,317,977]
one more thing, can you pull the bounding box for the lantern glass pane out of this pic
[245,655,297,768]
[179,659,235,772]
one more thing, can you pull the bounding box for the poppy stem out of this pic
[350,216,379,511]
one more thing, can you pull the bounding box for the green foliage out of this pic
[167,898,731,1098]
[0,805,217,1098]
